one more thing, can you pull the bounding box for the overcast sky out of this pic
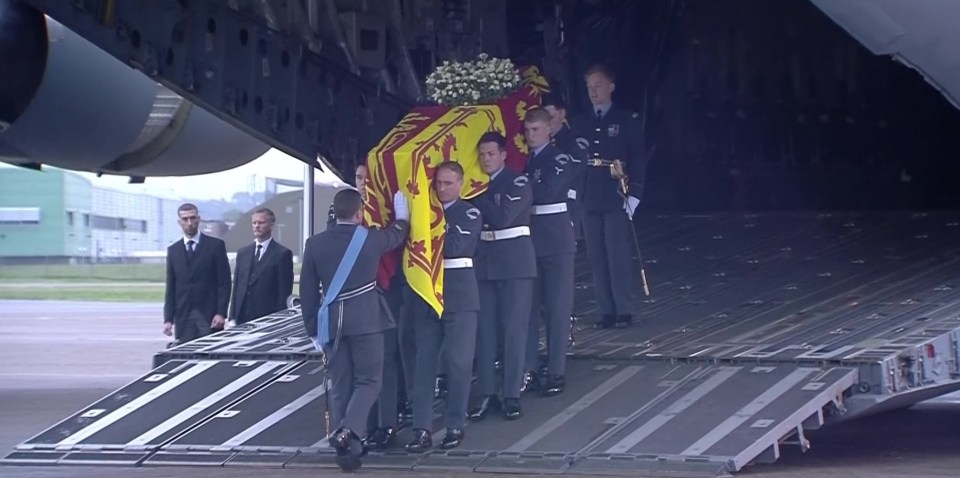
[1,149,346,201]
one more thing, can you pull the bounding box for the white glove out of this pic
[623,196,640,219]
[393,190,410,221]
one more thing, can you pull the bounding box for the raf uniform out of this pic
[229,237,294,324]
[299,219,409,443]
[524,141,582,394]
[406,199,482,451]
[576,103,646,328]
[469,168,536,420]
[553,125,589,241]
[327,202,406,449]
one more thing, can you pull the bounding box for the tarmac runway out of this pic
[1,300,959,478]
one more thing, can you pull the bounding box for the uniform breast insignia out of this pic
[513,175,529,187]
[466,207,480,220]
[607,124,620,137]
[576,137,590,150]
[554,154,571,165]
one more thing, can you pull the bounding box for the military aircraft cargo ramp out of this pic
[7,211,960,477]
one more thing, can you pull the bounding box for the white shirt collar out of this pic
[443,199,458,210]
[489,166,505,182]
[183,233,200,247]
[255,237,272,253]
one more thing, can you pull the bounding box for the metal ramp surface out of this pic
[8,212,960,476]
[2,358,855,476]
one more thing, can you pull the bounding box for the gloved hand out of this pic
[623,195,640,219]
[394,190,410,221]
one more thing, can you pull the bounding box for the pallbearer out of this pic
[522,108,582,396]
[405,161,482,452]
[300,189,410,472]
[468,132,537,421]
[541,93,589,241]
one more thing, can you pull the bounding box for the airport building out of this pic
[0,168,182,263]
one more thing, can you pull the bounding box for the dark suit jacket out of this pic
[526,142,580,257]
[575,103,647,212]
[163,234,232,337]
[472,168,537,281]
[299,221,409,342]
[229,239,294,324]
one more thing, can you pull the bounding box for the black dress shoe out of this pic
[615,314,633,328]
[593,314,617,329]
[520,370,541,394]
[440,428,465,450]
[542,375,565,397]
[467,395,499,422]
[329,427,363,472]
[362,427,395,451]
[502,398,522,420]
[405,428,432,453]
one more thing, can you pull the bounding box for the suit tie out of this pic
[255,243,263,262]
[186,240,196,263]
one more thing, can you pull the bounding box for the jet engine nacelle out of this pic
[0,0,269,177]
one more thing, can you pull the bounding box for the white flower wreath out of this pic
[425,53,522,106]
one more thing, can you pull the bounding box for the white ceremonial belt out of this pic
[443,258,474,269]
[480,226,531,242]
[532,202,568,215]
[567,189,578,200]
[334,281,377,302]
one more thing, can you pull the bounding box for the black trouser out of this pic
[396,285,417,403]
[582,210,634,316]
[328,332,384,434]
[177,308,212,343]
[525,253,575,376]
[476,278,534,399]
[412,311,477,431]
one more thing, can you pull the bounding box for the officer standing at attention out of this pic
[300,188,410,472]
[576,64,646,329]
[522,108,582,396]
[467,132,537,421]
[405,161,482,452]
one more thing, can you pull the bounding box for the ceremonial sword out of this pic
[591,158,651,297]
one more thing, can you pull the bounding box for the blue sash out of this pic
[316,226,368,350]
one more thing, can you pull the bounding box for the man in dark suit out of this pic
[576,64,647,329]
[467,132,537,421]
[300,188,410,472]
[522,108,582,397]
[163,203,231,343]
[229,207,294,326]
[405,161,481,452]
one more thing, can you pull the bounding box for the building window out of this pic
[83,214,90,227]
[66,211,75,226]
[0,207,41,225]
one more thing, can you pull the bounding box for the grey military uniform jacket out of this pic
[575,104,647,212]
[526,143,582,257]
[472,168,537,281]
[441,199,482,313]
[299,221,409,341]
